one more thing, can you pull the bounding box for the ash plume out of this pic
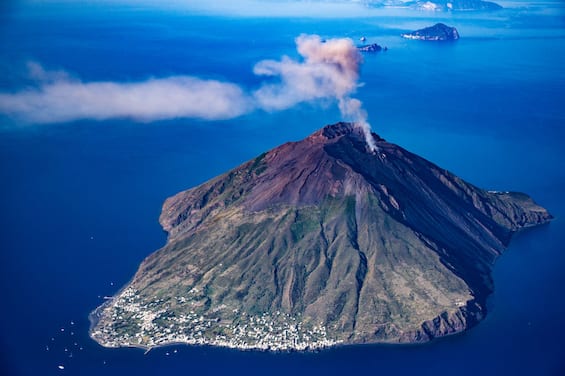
[254,34,377,151]
[0,35,377,150]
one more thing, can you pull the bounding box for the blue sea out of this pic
[1,1,564,375]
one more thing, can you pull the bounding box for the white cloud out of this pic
[0,75,252,124]
[253,34,362,110]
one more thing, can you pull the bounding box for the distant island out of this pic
[90,123,551,351]
[410,0,502,11]
[365,0,502,11]
[402,23,460,41]
[357,43,387,52]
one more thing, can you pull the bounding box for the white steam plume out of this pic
[254,34,376,151]
[0,35,376,150]
[338,97,377,152]
[0,73,252,123]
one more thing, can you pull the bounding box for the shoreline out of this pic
[88,302,483,354]
[89,324,474,355]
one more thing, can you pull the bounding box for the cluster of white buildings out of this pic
[91,287,341,351]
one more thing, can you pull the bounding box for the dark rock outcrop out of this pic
[358,43,386,53]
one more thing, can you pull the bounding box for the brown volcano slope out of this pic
[90,122,552,351]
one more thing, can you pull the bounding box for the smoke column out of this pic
[338,97,377,152]
[0,35,378,151]
[254,34,377,151]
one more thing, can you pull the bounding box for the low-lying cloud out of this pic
[0,71,252,124]
[0,34,376,150]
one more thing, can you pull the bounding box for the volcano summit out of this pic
[90,123,551,351]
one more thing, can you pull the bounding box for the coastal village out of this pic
[90,287,341,351]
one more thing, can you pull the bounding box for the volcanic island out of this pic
[90,122,551,351]
[402,23,460,41]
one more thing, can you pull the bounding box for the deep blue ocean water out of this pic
[1,1,564,375]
